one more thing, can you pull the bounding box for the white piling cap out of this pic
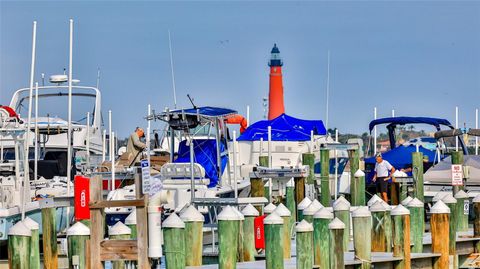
[286,178,295,187]
[407,198,424,208]
[370,201,386,212]
[454,190,469,199]
[180,205,205,222]
[273,203,291,217]
[430,200,450,214]
[303,200,323,216]
[314,207,334,219]
[328,217,346,229]
[352,206,372,217]
[125,210,137,225]
[232,206,245,221]
[296,220,314,232]
[401,196,413,206]
[391,204,410,216]
[354,169,365,178]
[109,221,131,236]
[442,194,457,204]
[333,196,350,207]
[297,197,312,210]
[473,193,480,203]
[393,170,408,177]
[432,192,449,202]
[241,204,260,217]
[367,194,383,206]
[264,203,277,214]
[333,197,350,211]
[67,221,90,236]
[263,212,284,225]
[163,213,185,228]
[22,217,39,230]
[218,205,242,221]
[8,221,32,236]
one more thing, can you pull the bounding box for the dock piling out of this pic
[273,203,292,259]
[125,210,137,239]
[22,217,40,269]
[180,205,205,266]
[391,204,411,269]
[430,200,451,269]
[67,221,90,269]
[313,207,333,268]
[349,149,365,206]
[163,213,186,269]
[329,218,346,269]
[406,198,424,253]
[352,206,372,269]
[264,212,285,269]
[320,149,330,206]
[218,206,242,269]
[241,204,260,261]
[297,197,312,222]
[333,196,351,250]
[296,220,314,269]
[8,221,31,269]
[109,221,132,269]
[370,201,388,252]
[41,205,58,269]
[454,190,469,232]
[442,193,458,268]
[412,152,424,202]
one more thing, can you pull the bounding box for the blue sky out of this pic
[1,1,479,137]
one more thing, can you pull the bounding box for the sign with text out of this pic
[451,164,463,186]
[141,159,151,194]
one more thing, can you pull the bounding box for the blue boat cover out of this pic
[238,114,327,141]
[168,106,237,118]
[369,117,453,132]
[174,139,228,187]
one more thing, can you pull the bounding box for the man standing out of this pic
[126,127,146,164]
[373,153,396,203]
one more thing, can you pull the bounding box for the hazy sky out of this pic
[1,1,479,137]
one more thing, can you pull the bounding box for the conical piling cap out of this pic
[430,200,450,214]
[163,213,185,228]
[369,201,386,212]
[391,204,410,216]
[218,205,242,221]
[125,210,137,225]
[442,194,457,204]
[297,197,312,210]
[381,201,392,211]
[333,196,350,207]
[352,206,371,217]
[296,219,314,232]
[333,197,350,211]
[354,169,365,178]
[264,203,277,214]
[263,212,284,225]
[67,221,90,236]
[8,221,32,236]
[109,221,131,236]
[473,193,480,203]
[303,200,323,216]
[273,203,291,217]
[287,178,295,187]
[407,198,424,208]
[328,217,345,230]
[401,196,413,206]
[22,217,39,230]
[314,207,334,219]
[241,204,260,217]
[454,190,469,199]
[432,192,449,202]
[367,194,383,206]
[180,205,205,222]
[232,206,245,221]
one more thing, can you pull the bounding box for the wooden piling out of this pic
[454,190,469,232]
[8,221,31,269]
[273,203,292,259]
[320,149,330,206]
[264,212,284,269]
[286,179,297,229]
[296,220,314,269]
[22,217,40,269]
[406,198,424,253]
[442,194,458,269]
[125,210,137,239]
[329,218,345,269]
[303,199,322,223]
[297,197,312,222]
[391,204,411,269]
[370,201,388,252]
[430,200,451,269]
[313,207,333,269]
[163,213,186,269]
[383,202,393,253]
[260,155,270,201]
[41,206,58,269]
[473,194,480,252]
[180,205,205,266]
[349,149,365,206]
[241,204,259,262]
[452,151,464,194]
[303,153,315,185]
[218,206,242,269]
[412,152,424,202]
[109,221,132,269]
[352,206,372,269]
[333,196,351,250]
[232,207,245,263]
[67,221,90,269]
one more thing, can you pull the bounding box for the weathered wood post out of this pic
[264,212,284,269]
[333,196,351,250]
[349,149,365,206]
[391,204,411,269]
[473,194,480,252]
[329,218,346,269]
[303,199,322,223]
[430,200,451,269]
[67,221,90,269]
[125,210,137,239]
[180,205,205,266]
[273,203,292,259]
[22,217,40,269]
[353,169,366,206]
[41,203,58,269]
[264,202,277,215]
[297,197,312,222]
[218,206,242,269]
[241,204,259,261]
[232,206,245,262]
[442,194,458,269]
[163,213,186,269]
[320,149,330,206]
[303,152,315,186]
[109,221,131,269]
[260,155,270,201]
[383,201,393,253]
[296,220,314,269]
[370,201,388,252]
[452,151,464,194]
[406,198,424,253]
[454,190,469,232]
[313,207,334,269]
[412,151,424,202]
[8,221,31,269]
[352,206,372,269]
[286,179,297,228]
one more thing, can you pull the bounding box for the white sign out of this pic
[464,200,469,215]
[451,164,463,186]
[141,159,151,194]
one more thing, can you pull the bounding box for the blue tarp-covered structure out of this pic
[238,114,327,141]
[174,139,228,187]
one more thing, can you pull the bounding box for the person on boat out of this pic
[372,153,396,203]
[126,127,146,164]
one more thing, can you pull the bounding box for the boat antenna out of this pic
[187,94,197,109]
[96,67,101,89]
[168,30,178,109]
[325,50,331,130]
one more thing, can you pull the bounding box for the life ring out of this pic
[0,106,20,120]
[225,114,248,133]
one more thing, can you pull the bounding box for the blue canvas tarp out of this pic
[174,139,228,187]
[237,113,327,141]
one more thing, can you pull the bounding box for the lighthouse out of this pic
[268,44,285,120]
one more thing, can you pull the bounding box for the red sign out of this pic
[451,164,463,186]
[254,215,266,249]
[74,175,90,220]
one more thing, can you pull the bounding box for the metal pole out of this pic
[476,108,478,155]
[190,138,195,203]
[374,107,377,155]
[233,131,238,198]
[455,106,459,151]
[392,109,395,117]
[34,82,39,182]
[246,105,250,127]
[86,112,90,169]
[147,104,151,165]
[66,19,74,228]
[334,129,338,200]
[168,30,178,109]
[111,131,115,190]
[325,50,330,130]
[108,110,112,160]
[268,126,272,201]
[102,129,106,162]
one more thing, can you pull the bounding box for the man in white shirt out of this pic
[373,153,396,203]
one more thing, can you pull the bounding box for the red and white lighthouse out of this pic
[268,44,285,120]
